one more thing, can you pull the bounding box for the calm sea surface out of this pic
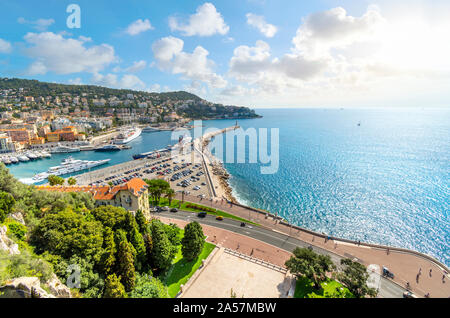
[7,108,450,265]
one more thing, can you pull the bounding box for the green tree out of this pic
[164,188,175,206]
[31,210,104,262]
[92,205,128,230]
[99,227,116,275]
[144,179,170,204]
[285,247,335,289]
[135,209,148,235]
[143,233,153,265]
[336,258,377,298]
[48,175,65,186]
[181,222,205,261]
[103,274,127,298]
[150,220,177,272]
[115,235,136,292]
[67,177,77,186]
[0,191,15,223]
[129,227,146,272]
[129,273,168,298]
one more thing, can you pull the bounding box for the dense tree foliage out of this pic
[0,191,15,223]
[285,247,335,289]
[181,222,205,261]
[103,274,127,298]
[31,210,104,261]
[336,258,377,298]
[129,273,168,298]
[134,209,148,235]
[150,220,177,272]
[115,234,136,292]
[145,179,171,204]
[48,175,65,186]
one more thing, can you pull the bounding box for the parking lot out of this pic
[73,147,213,199]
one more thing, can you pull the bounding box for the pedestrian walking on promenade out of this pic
[429,269,432,277]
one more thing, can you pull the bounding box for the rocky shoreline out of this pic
[199,127,240,204]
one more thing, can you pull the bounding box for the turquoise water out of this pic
[7,130,183,182]
[5,108,450,265]
[203,108,449,266]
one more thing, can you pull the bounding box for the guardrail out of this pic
[224,248,287,274]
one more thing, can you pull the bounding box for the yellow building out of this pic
[30,137,46,145]
[36,178,150,217]
[46,132,60,142]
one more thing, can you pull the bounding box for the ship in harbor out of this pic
[113,127,142,144]
[49,144,81,153]
[25,156,111,183]
[142,126,161,133]
[94,144,121,152]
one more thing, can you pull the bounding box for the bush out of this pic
[5,219,27,241]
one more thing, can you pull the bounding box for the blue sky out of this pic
[1,0,450,108]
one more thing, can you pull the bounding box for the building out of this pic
[0,133,14,153]
[30,137,46,145]
[36,178,150,216]
[45,131,60,142]
[0,128,32,143]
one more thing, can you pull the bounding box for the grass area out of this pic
[161,241,216,298]
[294,277,354,298]
[155,198,259,226]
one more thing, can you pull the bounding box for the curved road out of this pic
[158,210,406,298]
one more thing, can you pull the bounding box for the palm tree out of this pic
[165,188,175,206]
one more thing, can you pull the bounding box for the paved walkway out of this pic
[174,194,450,298]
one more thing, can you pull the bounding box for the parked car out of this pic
[170,208,178,213]
[216,216,224,221]
[240,222,246,227]
[197,212,207,218]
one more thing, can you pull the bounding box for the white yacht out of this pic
[26,152,38,160]
[49,144,81,153]
[18,155,30,162]
[113,127,142,144]
[10,156,19,164]
[41,151,51,158]
[31,156,111,183]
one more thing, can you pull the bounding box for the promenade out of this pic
[175,193,450,298]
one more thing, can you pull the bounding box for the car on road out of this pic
[216,216,224,221]
[240,222,246,227]
[403,291,418,298]
[170,208,178,213]
[382,266,395,279]
[197,212,207,218]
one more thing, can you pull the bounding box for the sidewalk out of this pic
[174,194,450,298]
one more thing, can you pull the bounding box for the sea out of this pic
[6,108,450,266]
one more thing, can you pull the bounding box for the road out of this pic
[158,210,406,298]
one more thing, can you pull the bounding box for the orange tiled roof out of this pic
[36,178,148,201]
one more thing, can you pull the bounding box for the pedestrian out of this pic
[429,269,432,277]
[425,293,430,298]
[443,274,446,283]
[387,248,390,255]
[416,274,420,283]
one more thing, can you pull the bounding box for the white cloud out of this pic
[169,3,229,36]
[246,13,278,38]
[125,60,147,73]
[292,7,385,58]
[91,73,145,90]
[24,32,116,75]
[125,19,154,36]
[0,39,12,53]
[152,36,227,89]
[229,40,327,83]
[152,36,184,61]
[18,17,55,31]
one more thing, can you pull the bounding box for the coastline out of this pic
[194,126,240,203]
